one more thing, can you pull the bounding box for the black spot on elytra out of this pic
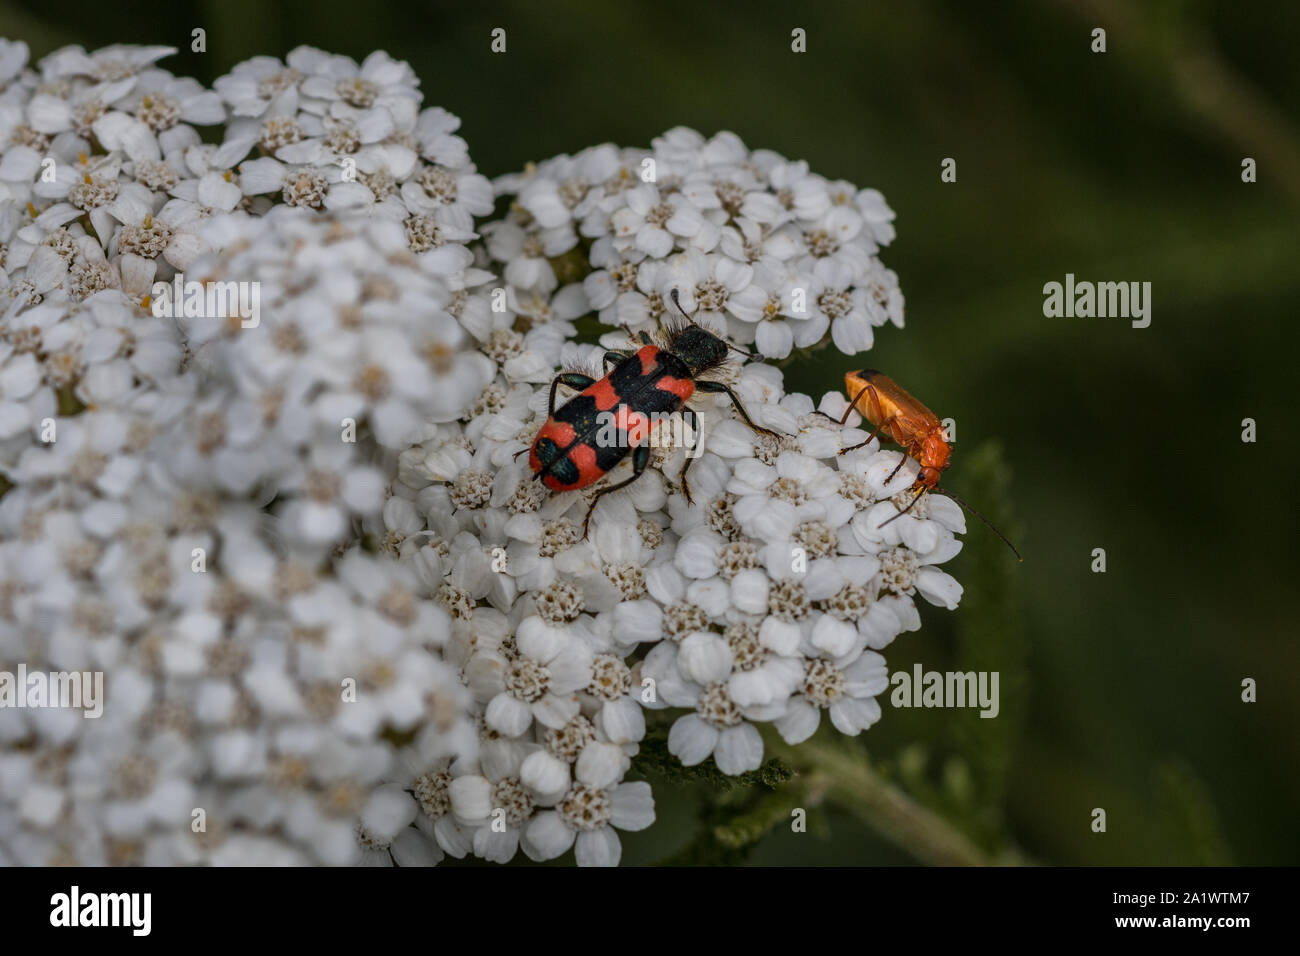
[534,436,561,468]
[549,456,580,485]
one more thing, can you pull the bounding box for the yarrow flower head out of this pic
[490,127,903,359]
[1,45,973,868]
[213,47,493,236]
[0,43,497,868]
[393,146,958,830]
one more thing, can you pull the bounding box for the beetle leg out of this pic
[837,416,899,452]
[815,383,878,427]
[547,372,597,416]
[694,379,781,440]
[879,486,928,528]
[603,351,631,375]
[522,372,598,464]
[813,383,895,452]
[677,408,701,504]
[837,384,894,453]
[884,452,910,483]
[840,416,896,454]
[582,443,651,536]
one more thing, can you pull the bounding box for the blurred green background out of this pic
[5,0,1296,865]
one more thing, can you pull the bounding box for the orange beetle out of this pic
[824,369,1021,561]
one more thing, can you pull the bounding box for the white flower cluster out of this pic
[389,131,962,857]
[0,42,495,866]
[398,346,965,806]
[490,127,904,359]
[0,38,962,868]
[214,47,493,242]
[0,39,494,463]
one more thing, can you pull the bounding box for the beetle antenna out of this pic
[668,288,694,325]
[669,287,752,358]
[878,486,927,528]
[933,485,1023,563]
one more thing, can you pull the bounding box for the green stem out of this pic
[765,732,995,866]
[1065,0,1300,206]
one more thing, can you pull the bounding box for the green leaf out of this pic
[947,440,1027,847]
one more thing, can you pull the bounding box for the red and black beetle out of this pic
[527,289,779,531]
